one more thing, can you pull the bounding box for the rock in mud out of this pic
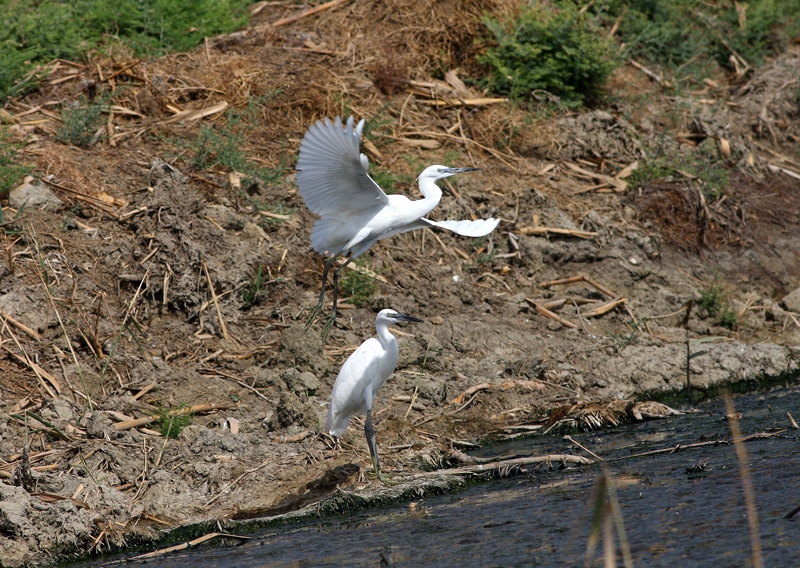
[8,179,63,211]
[780,287,800,313]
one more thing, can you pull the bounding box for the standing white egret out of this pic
[326,308,423,483]
[297,115,500,336]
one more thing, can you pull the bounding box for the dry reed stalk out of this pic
[582,298,627,318]
[130,533,251,560]
[531,301,579,329]
[0,319,60,397]
[271,0,348,27]
[202,260,230,341]
[724,394,764,568]
[0,310,41,340]
[517,226,599,239]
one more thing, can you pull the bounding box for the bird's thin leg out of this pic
[306,255,338,331]
[320,254,355,340]
[364,409,398,485]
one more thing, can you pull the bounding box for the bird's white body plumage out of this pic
[325,310,402,437]
[297,116,500,260]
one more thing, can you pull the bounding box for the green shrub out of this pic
[593,0,800,74]
[480,3,619,106]
[0,0,252,101]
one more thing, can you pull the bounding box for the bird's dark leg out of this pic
[306,255,338,331]
[364,409,398,485]
[320,254,355,340]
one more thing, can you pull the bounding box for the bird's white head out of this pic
[375,309,424,327]
[417,165,480,182]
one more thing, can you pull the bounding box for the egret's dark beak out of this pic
[391,313,424,324]
[446,167,480,175]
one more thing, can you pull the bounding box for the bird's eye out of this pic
[437,168,443,173]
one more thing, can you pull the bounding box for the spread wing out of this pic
[297,116,389,216]
[377,217,501,241]
[422,217,501,237]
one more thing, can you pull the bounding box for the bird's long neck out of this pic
[376,322,397,352]
[413,177,443,217]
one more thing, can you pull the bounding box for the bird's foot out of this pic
[319,313,336,341]
[304,304,322,331]
[367,463,402,485]
[369,468,401,485]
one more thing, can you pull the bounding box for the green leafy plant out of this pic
[697,283,726,317]
[340,261,379,307]
[0,127,31,198]
[154,405,193,438]
[480,2,619,106]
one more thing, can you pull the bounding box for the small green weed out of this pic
[480,2,619,106]
[370,167,397,194]
[255,202,295,230]
[0,128,31,198]
[718,307,738,330]
[697,284,726,317]
[470,236,496,265]
[188,96,286,187]
[192,122,247,173]
[242,266,268,308]
[610,317,647,348]
[340,260,378,307]
[697,282,737,329]
[154,405,192,439]
[57,96,108,148]
[628,142,730,199]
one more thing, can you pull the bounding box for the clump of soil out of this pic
[557,110,645,161]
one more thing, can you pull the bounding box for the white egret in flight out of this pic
[326,309,423,484]
[297,116,500,336]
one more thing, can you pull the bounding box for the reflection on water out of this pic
[73,385,800,567]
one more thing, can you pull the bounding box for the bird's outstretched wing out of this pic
[421,217,501,237]
[374,217,501,243]
[297,116,389,216]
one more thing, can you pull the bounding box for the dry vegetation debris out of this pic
[1,1,800,566]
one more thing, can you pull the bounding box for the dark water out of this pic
[72,385,800,567]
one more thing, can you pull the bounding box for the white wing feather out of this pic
[297,116,389,216]
[375,216,500,242]
[422,217,501,237]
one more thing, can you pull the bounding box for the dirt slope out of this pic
[1,2,799,565]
